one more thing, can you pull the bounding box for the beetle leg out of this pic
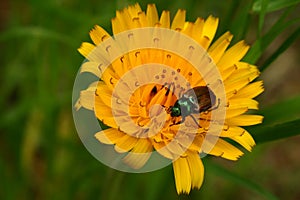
[190,115,202,128]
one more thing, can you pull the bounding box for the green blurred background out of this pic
[1,0,300,199]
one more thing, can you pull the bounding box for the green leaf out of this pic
[258,0,269,37]
[250,119,300,144]
[261,26,300,71]
[244,8,300,64]
[247,95,300,143]
[206,160,279,200]
[261,95,300,125]
[253,0,300,13]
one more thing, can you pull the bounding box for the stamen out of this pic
[101,35,108,41]
[110,77,114,85]
[120,56,125,63]
[207,56,212,63]
[98,63,103,73]
[106,45,111,52]
[116,98,122,104]
[137,120,144,127]
[189,45,195,50]
[223,125,229,131]
[219,152,224,157]
[135,51,140,57]
[153,38,159,43]
[139,101,146,107]
[128,33,134,39]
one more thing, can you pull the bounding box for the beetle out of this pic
[167,86,220,127]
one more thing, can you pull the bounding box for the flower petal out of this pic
[227,98,259,110]
[234,81,264,99]
[89,25,110,45]
[226,115,264,126]
[115,134,138,153]
[171,9,186,30]
[159,10,170,28]
[225,107,248,119]
[122,138,153,169]
[203,137,244,160]
[217,41,250,70]
[186,151,204,189]
[208,31,233,63]
[95,128,125,144]
[231,130,255,152]
[78,42,95,58]
[200,15,219,49]
[173,156,192,194]
[146,4,158,26]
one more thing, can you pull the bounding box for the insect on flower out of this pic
[74,3,265,195]
[164,84,220,127]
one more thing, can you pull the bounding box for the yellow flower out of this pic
[75,3,264,194]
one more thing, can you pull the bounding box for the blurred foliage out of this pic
[1,0,300,199]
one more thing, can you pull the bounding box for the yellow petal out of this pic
[226,69,260,83]
[78,42,95,58]
[171,9,186,30]
[186,151,204,189]
[208,31,233,63]
[231,130,255,152]
[122,138,153,169]
[115,134,138,153]
[95,128,125,144]
[146,4,158,26]
[76,81,98,110]
[127,3,142,18]
[234,81,264,99]
[181,22,194,37]
[80,61,102,77]
[192,18,204,44]
[217,41,250,70]
[89,25,110,45]
[227,98,259,110]
[138,11,148,27]
[116,10,131,31]
[226,115,264,126]
[225,78,251,98]
[226,107,249,119]
[111,17,122,35]
[220,126,248,137]
[173,156,192,194]
[159,10,170,28]
[96,81,112,107]
[201,15,219,48]
[204,137,244,160]
[78,90,95,110]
